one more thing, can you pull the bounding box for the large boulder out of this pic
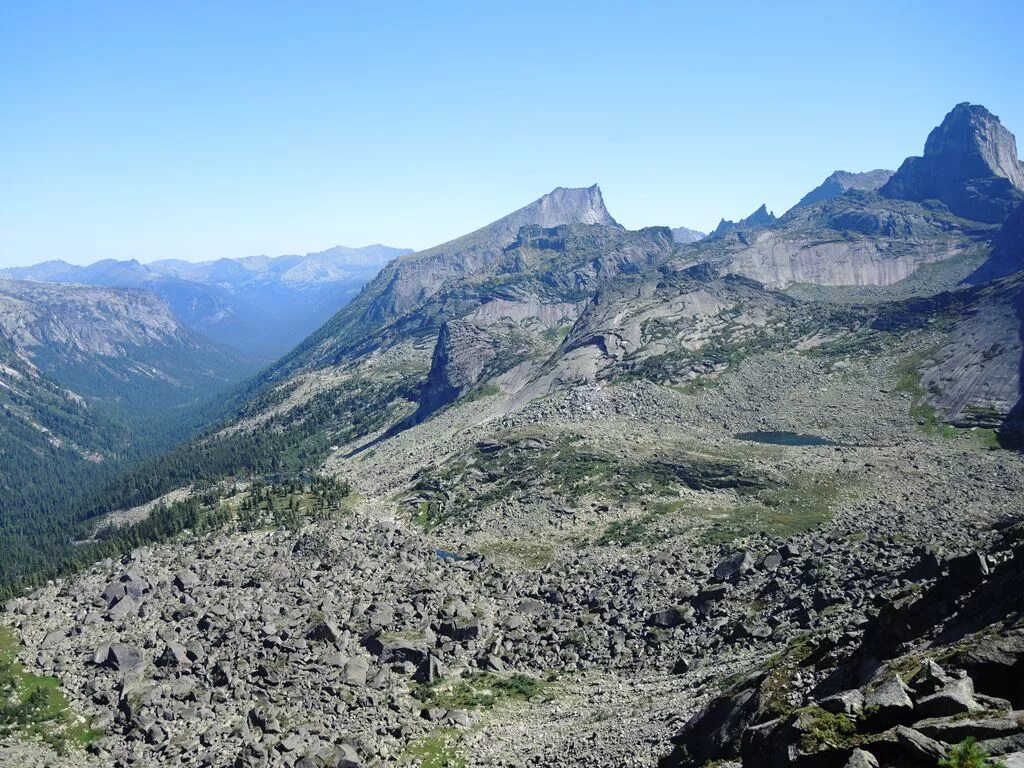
[105,643,144,672]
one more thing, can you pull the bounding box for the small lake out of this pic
[734,431,838,447]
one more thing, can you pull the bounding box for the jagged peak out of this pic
[710,204,777,238]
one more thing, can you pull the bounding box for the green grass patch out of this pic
[476,541,554,569]
[700,479,843,546]
[414,672,549,711]
[893,347,983,440]
[798,706,856,752]
[595,502,688,547]
[0,627,100,752]
[409,432,770,529]
[541,325,572,344]
[461,383,502,403]
[406,727,466,768]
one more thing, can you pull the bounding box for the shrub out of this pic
[939,738,1006,768]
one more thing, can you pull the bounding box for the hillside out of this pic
[0,280,257,585]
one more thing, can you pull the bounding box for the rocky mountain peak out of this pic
[922,103,1024,187]
[532,184,619,228]
[882,102,1024,222]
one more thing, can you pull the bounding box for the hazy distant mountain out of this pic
[791,169,893,210]
[881,102,1024,223]
[670,226,706,244]
[0,244,412,360]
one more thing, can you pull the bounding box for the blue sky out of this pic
[2,1,1022,266]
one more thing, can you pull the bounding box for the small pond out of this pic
[734,431,838,447]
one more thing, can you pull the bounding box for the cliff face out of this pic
[677,191,984,290]
[881,103,1024,223]
[967,199,1024,283]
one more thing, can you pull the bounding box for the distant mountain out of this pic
[0,244,412,360]
[791,169,893,210]
[678,105,1024,290]
[671,226,706,244]
[881,102,1024,223]
[709,204,777,238]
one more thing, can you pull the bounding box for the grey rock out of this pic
[714,552,754,583]
[844,748,879,768]
[40,629,65,649]
[306,621,344,648]
[894,725,947,762]
[173,570,199,591]
[155,641,191,668]
[341,656,370,687]
[864,675,914,724]
[647,606,695,629]
[915,678,982,717]
[820,689,864,716]
[105,643,144,672]
[914,712,1024,742]
[107,594,138,621]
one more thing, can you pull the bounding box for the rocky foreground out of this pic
[2,342,1024,767]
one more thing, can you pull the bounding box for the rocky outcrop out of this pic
[791,170,894,210]
[418,320,500,412]
[0,280,185,359]
[710,204,778,238]
[917,272,1023,434]
[881,103,1024,223]
[967,199,1024,283]
[663,523,1024,768]
[547,262,794,387]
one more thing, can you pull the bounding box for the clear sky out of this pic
[2,1,1022,267]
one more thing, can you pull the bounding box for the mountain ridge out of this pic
[0,244,413,359]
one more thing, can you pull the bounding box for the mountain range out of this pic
[0,244,412,360]
[1,102,1024,768]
